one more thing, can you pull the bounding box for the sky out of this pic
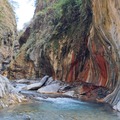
[10,0,35,30]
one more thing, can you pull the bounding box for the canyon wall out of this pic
[90,0,120,107]
[0,0,26,108]
[8,0,120,107]
[0,0,17,75]
[9,0,92,80]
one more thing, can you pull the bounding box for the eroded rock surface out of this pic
[23,75,49,90]
[21,76,69,94]
[0,0,17,75]
[0,75,26,108]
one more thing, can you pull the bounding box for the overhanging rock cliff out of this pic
[89,0,120,110]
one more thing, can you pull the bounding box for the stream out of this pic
[0,83,120,120]
[0,97,120,120]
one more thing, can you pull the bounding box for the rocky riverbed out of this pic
[0,74,119,112]
[0,75,120,120]
[9,75,120,112]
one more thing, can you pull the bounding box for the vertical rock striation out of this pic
[0,74,26,109]
[90,0,120,109]
[0,0,17,75]
[0,0,26,109]
[8,0,120,109]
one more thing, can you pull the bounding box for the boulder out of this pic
[113,101,120,112]
[63,91,75,97]
[37,83,61,94]
[23,82,43,90]
[37,78,71,94]
[117,101,120,111]
[15,79,31,84]
[58,84,72,92]
[45,77,54,85]
[23,75,49,90]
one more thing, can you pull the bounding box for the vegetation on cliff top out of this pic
[13,0,92,79]
[19,0,87,60]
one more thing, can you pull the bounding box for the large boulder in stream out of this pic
[22,76,69,94]
[23,75,49,90]
[37,78,69,94]
[0,75,26,108]
[37,83,61,94]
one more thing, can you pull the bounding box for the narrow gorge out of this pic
[0,0,120,119]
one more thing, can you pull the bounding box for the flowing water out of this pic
[0,97,120,120]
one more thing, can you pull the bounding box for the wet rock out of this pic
[63,91,75,97]
[15,79,31,84]
[45,77,54,85]
[117,102,120,112]
[113,101,120,112]
[23,115,31,120]
[14,83,27,92]
[23,82,43,90]
[23,75,49,90]
[71,83,109,102]
[37,83,61,94]
[58,83,73,92]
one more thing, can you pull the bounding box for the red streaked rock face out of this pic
[89,0,120,106]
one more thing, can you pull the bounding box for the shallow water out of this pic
[0,97,120,120]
